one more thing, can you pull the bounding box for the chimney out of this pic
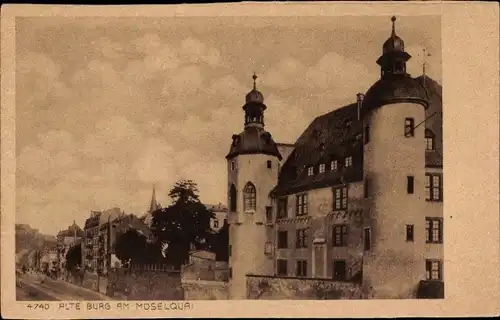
[356,93,365,121]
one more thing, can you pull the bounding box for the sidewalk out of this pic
[22,274,111,300]
[48,277,112,300]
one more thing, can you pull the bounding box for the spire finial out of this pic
[391,16,397,37]
[252,72,257,90]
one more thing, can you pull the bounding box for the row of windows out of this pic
[231,173,441,215]
[276,218,442,249]
[276,258,443,281]
[276,174,442,219]
[307,157,353,177]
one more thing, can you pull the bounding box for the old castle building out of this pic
[226,17,443,299]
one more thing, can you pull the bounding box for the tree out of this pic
[151,179,215,268]
[114,229,147,266]
[65,244,82,270]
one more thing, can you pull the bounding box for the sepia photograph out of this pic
[1,2,499,319]
[13,12,443,301]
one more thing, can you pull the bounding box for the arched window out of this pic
[243,182,257,211]
[425,129,435,151]
[229,184,237,212]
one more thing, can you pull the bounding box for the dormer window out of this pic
[425,129,435,151]
[331,160,338,171]
[307,166,314,176]
[345,156,353,168]
[319,163,325,174]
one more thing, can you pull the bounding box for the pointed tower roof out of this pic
[149,185,159,213]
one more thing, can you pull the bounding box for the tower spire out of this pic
[252,72,257,90]
[391,16,397,38]
[149,184,159,213]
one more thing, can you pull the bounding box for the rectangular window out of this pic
[296,194,308,216]
[229,267,232,279]
[333,260,347,281]
[277,197,288,219]
[296,228,308,248]
[267,160,272,169]
[319,163,326,173]
[307,166,314,176]
[296,260,307,277]
[364,125,370,144]
[407,176,414,194]
[331,160,338,171]
[266,206,273,223]
[406,224,414,242]
[264,241,273,255]
[426,260,442,280]
[405,118,415,137]
[277,259,287,276]
[230,161,236,171]
[333,186,348,210]
[345,156,353,167]
[364,178,369,198]
[425,174,443,201]
[333,225,348,247]
[426,136,435,150]
[425,218,443,243]
[363,227,371,251]
[277,231,288,249]
[213,220,219,228]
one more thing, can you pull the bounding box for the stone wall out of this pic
[107,267,184,300]
[246,274,364,300]
[182,279,229,300]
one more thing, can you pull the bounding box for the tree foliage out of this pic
[114,229,165,266]
[151,180,215,268]
[65,244,82,270]
[114,229,147,266]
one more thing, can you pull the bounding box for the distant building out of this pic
[82,208,122,273]
[226,17,443,299]
[56,221,84,271]
[100,213,153,274]
[206,203,228,231]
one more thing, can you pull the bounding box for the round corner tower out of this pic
[360,16,430,299]
[226,74,282,299]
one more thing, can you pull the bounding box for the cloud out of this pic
[264,52,373,96]
[16,52,71,104]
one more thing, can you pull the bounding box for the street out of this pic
[16,273,111,301]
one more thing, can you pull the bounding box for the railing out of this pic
[127,263,181,272]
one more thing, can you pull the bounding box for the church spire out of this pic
[149,185,159,213]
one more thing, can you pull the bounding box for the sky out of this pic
[15,15,441,235]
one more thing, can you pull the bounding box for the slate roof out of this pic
[274,103,364,196]
[273,75,443,197]
[361,74,430,119]
[226,125,282,160]
[57,222,84,238]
